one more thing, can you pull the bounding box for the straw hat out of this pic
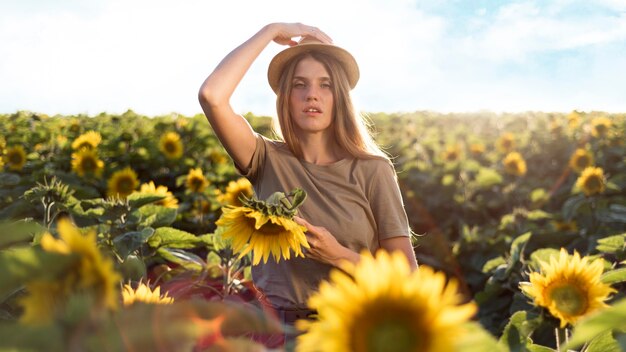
[267,37,360,94]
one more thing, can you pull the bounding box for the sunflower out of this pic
[590,117,612,138]
[4,145,27,171]
[575,167,605,196]
[297,251,477,352]
[503,152,527,176]
[19,218,121,324]
[186,168,209,193]
[107,167,139,199]
[568,149,594,173]
[442,145,461,162]
[122,281,174,306]
[71,148,105,178]
[469,143,485,156]
[217,178,254,207]
[209,149,229,165]
[159,131,184,160]
[496,132,515,153]
[567,111,581,129]
[71,130,102,150]
[215,188,309,265]
[136,181,179,208]
[520,248,615,328]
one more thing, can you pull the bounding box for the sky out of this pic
[1,0,625,117]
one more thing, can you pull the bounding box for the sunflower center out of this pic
[164,141,177,153]
[584,176,602,192]
[81,157,97,172]
[549,284,587,316]
[9,152,24,164]
[117,177,135,193]
[351,302,426,352]
[594,125,607,135]
[576,156,590,169]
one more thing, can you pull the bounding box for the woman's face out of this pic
[289,56,335,136]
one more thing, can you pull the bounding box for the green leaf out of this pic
[498,310,542,351]
[456,322,506,352]
[0,247,77,300]
[562,194,587,221]
[156,248,205,272]
[526,210,552,221]
[600,267,626,284]
[530,188,548,203]
[597,205,626,224]
[0,219,47,249]
[113,228,155,259]
[596,233,626,254]
[0,172,21,186]
[148,227,200,249]
[126,192,166,208]
[135,205,177,228]
[507,232,532,275]
[0,321,64,351]
[482,256,506,273]
[567,297,626,349]
[528,248,561,271]
[475,168,503,189]
[585,330,621,352]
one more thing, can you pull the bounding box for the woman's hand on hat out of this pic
[268,22,332,47]
[294,216,359,266]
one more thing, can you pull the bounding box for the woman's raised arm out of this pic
[198,23,331,171]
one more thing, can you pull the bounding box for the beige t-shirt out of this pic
[241,134,410,309]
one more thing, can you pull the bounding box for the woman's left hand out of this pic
[294,216,359,266]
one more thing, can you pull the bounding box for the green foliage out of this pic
[1,110,625,349]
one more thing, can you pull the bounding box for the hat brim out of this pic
[267,42,360,94]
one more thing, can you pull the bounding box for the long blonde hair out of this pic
[274,51,389,161]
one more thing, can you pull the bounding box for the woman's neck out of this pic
[296,131,347,165]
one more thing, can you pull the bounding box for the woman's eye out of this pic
[321,83,332,89]
[293,82,305,88]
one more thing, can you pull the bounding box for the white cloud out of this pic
[0,0,625,116]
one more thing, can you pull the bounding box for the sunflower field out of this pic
[0,109,625,351]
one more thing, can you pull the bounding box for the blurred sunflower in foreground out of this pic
[568,148,594,174]
[502,152,527,177]
[575,167,605,196]
[215,188,308,265]
[4,145,27,171]
[186,168,209,193]
[136,181,179,208]
[107,167,139,199]
[297,251,477,352]
[217,178,254,207]
[159,131,184,160]
[71,148,104,178]
[19,218,121,325]
[122,281,174,306]
[71,131,102,150]
[520,248,615,328]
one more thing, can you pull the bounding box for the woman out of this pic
[198,22,417,335]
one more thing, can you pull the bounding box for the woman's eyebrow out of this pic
[292,76,331,81]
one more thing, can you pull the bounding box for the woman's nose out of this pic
[306,87,319,101]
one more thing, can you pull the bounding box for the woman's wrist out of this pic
[331,245,360,267]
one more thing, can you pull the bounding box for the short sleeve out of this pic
[369,161,411,240]
[236,133,267,184]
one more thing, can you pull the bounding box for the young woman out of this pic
[198,22,417,330]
